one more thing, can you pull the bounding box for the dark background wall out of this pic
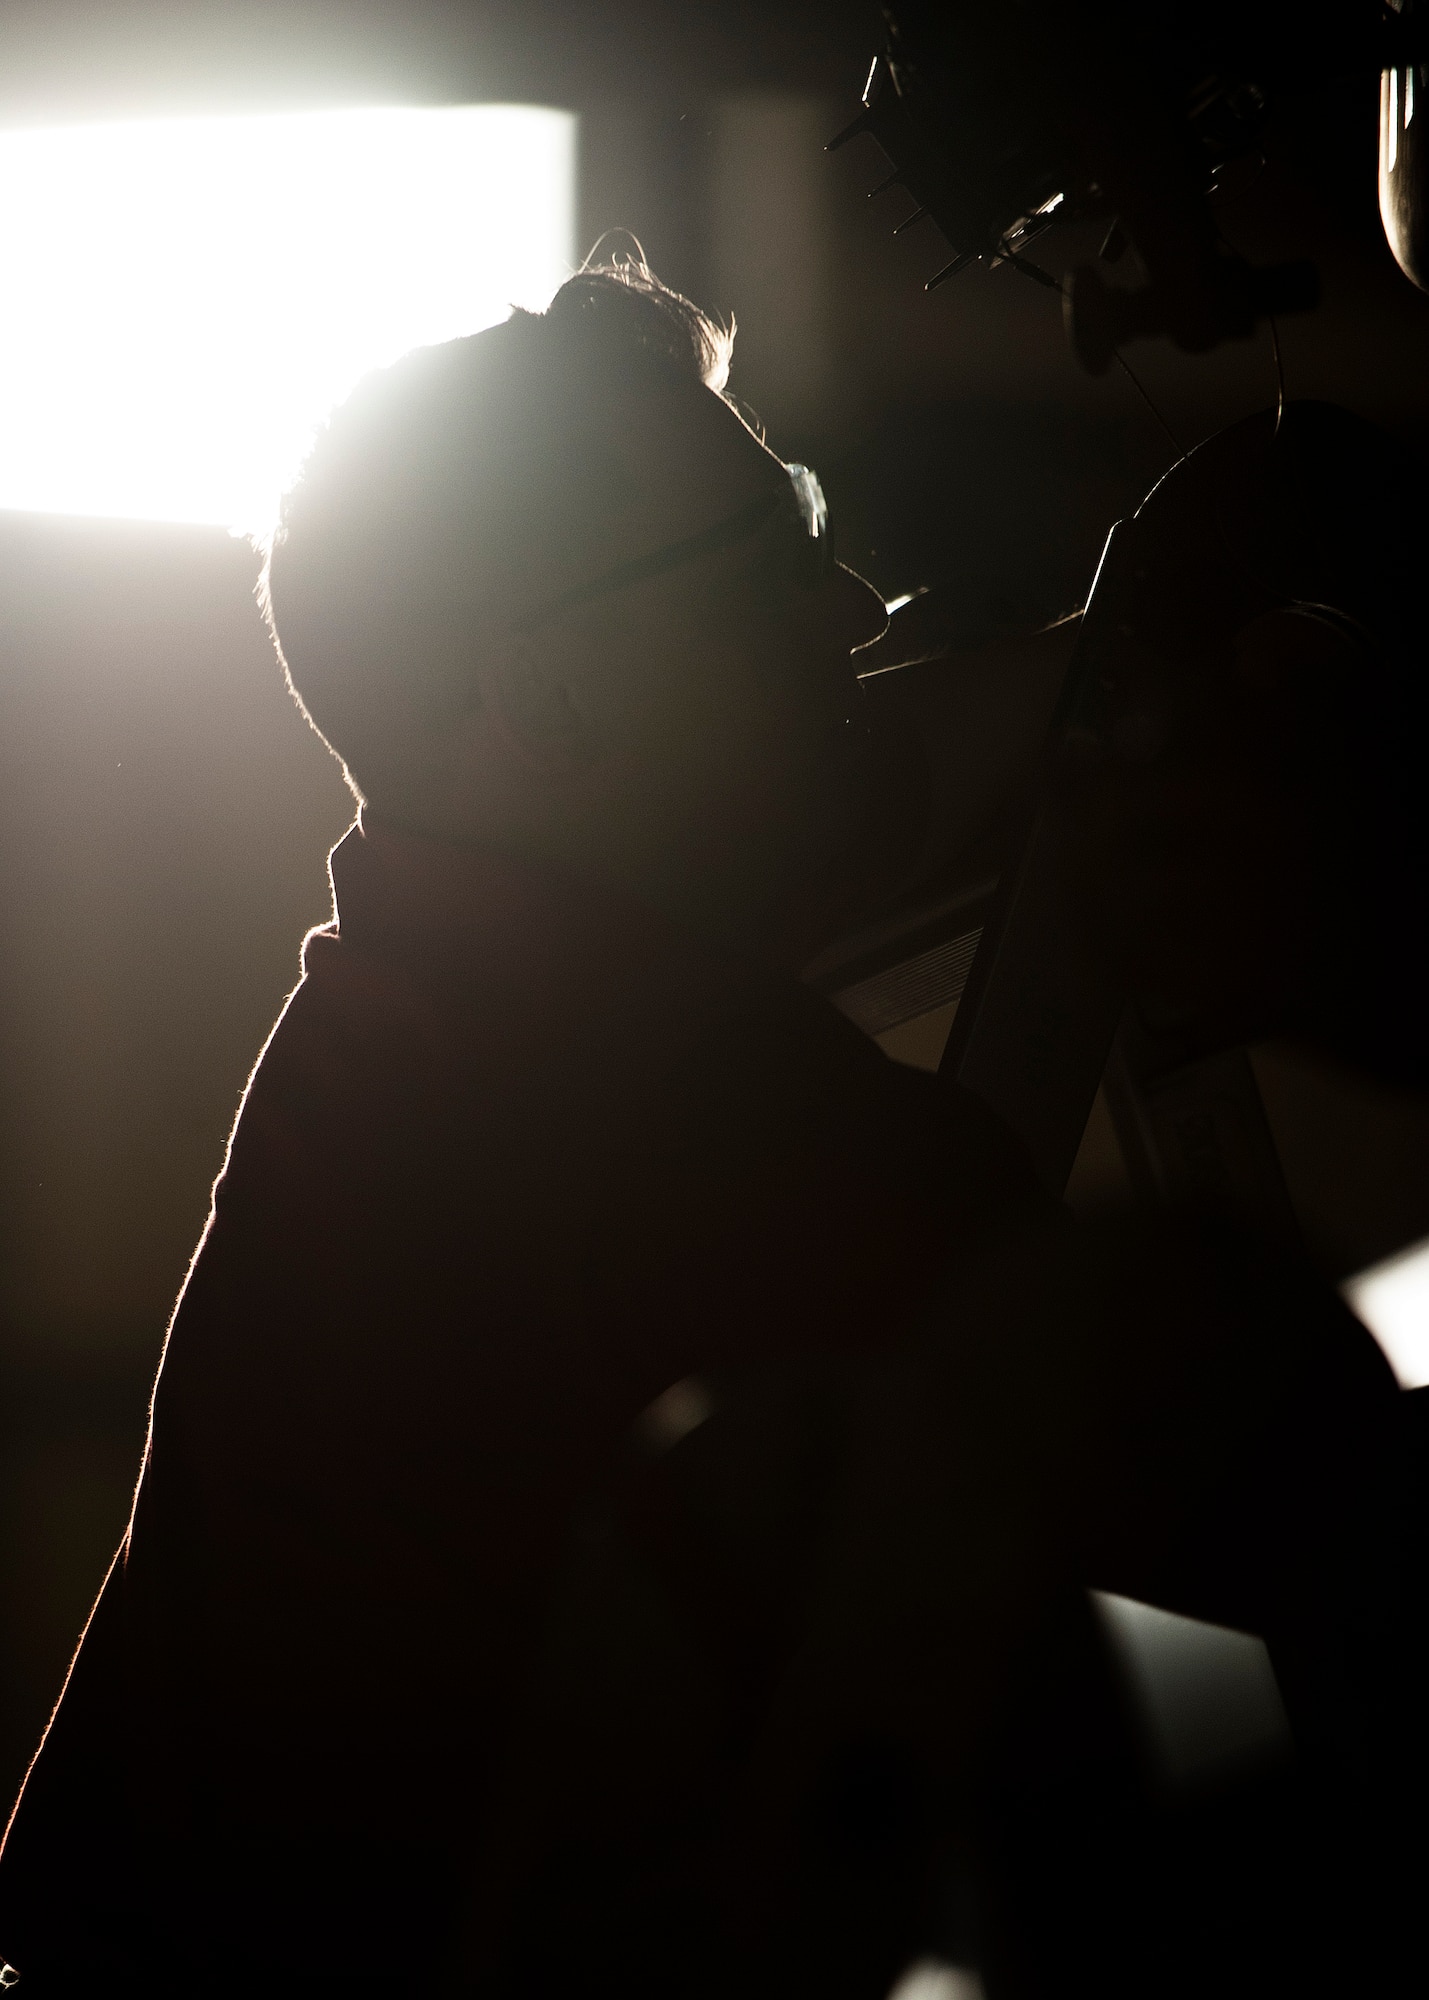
[3,0,1429,1809]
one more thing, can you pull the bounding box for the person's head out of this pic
[260,254,892,962]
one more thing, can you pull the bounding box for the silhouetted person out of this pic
[0,261,1421,1996]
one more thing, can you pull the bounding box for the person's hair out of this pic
[258,249,736,800]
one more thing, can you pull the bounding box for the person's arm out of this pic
[854,615,1078,902]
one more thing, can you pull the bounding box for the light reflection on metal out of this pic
[1094,1593,1293,1795]
[1342,1235,1429,1388]
[886,1961,985,2000]
[1381,50,1429,290]
[1390,66,1401,174]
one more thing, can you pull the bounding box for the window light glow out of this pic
[1342,1233,1429,1388]
[0,104,577,533]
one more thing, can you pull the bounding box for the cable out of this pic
[1213,208,1286,433]
[1113,347,1186,459]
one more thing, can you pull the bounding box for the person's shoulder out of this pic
[204,915,448,1221]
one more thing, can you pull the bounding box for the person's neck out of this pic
[374,794,821,973]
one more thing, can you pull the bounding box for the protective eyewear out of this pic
[516,462,833,632]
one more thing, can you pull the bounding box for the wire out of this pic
[1113,348,1185,458]
[1212,208,1286,432]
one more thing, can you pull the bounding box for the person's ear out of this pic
[491,637,597,771]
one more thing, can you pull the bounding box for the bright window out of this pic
[0,104,577,532]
